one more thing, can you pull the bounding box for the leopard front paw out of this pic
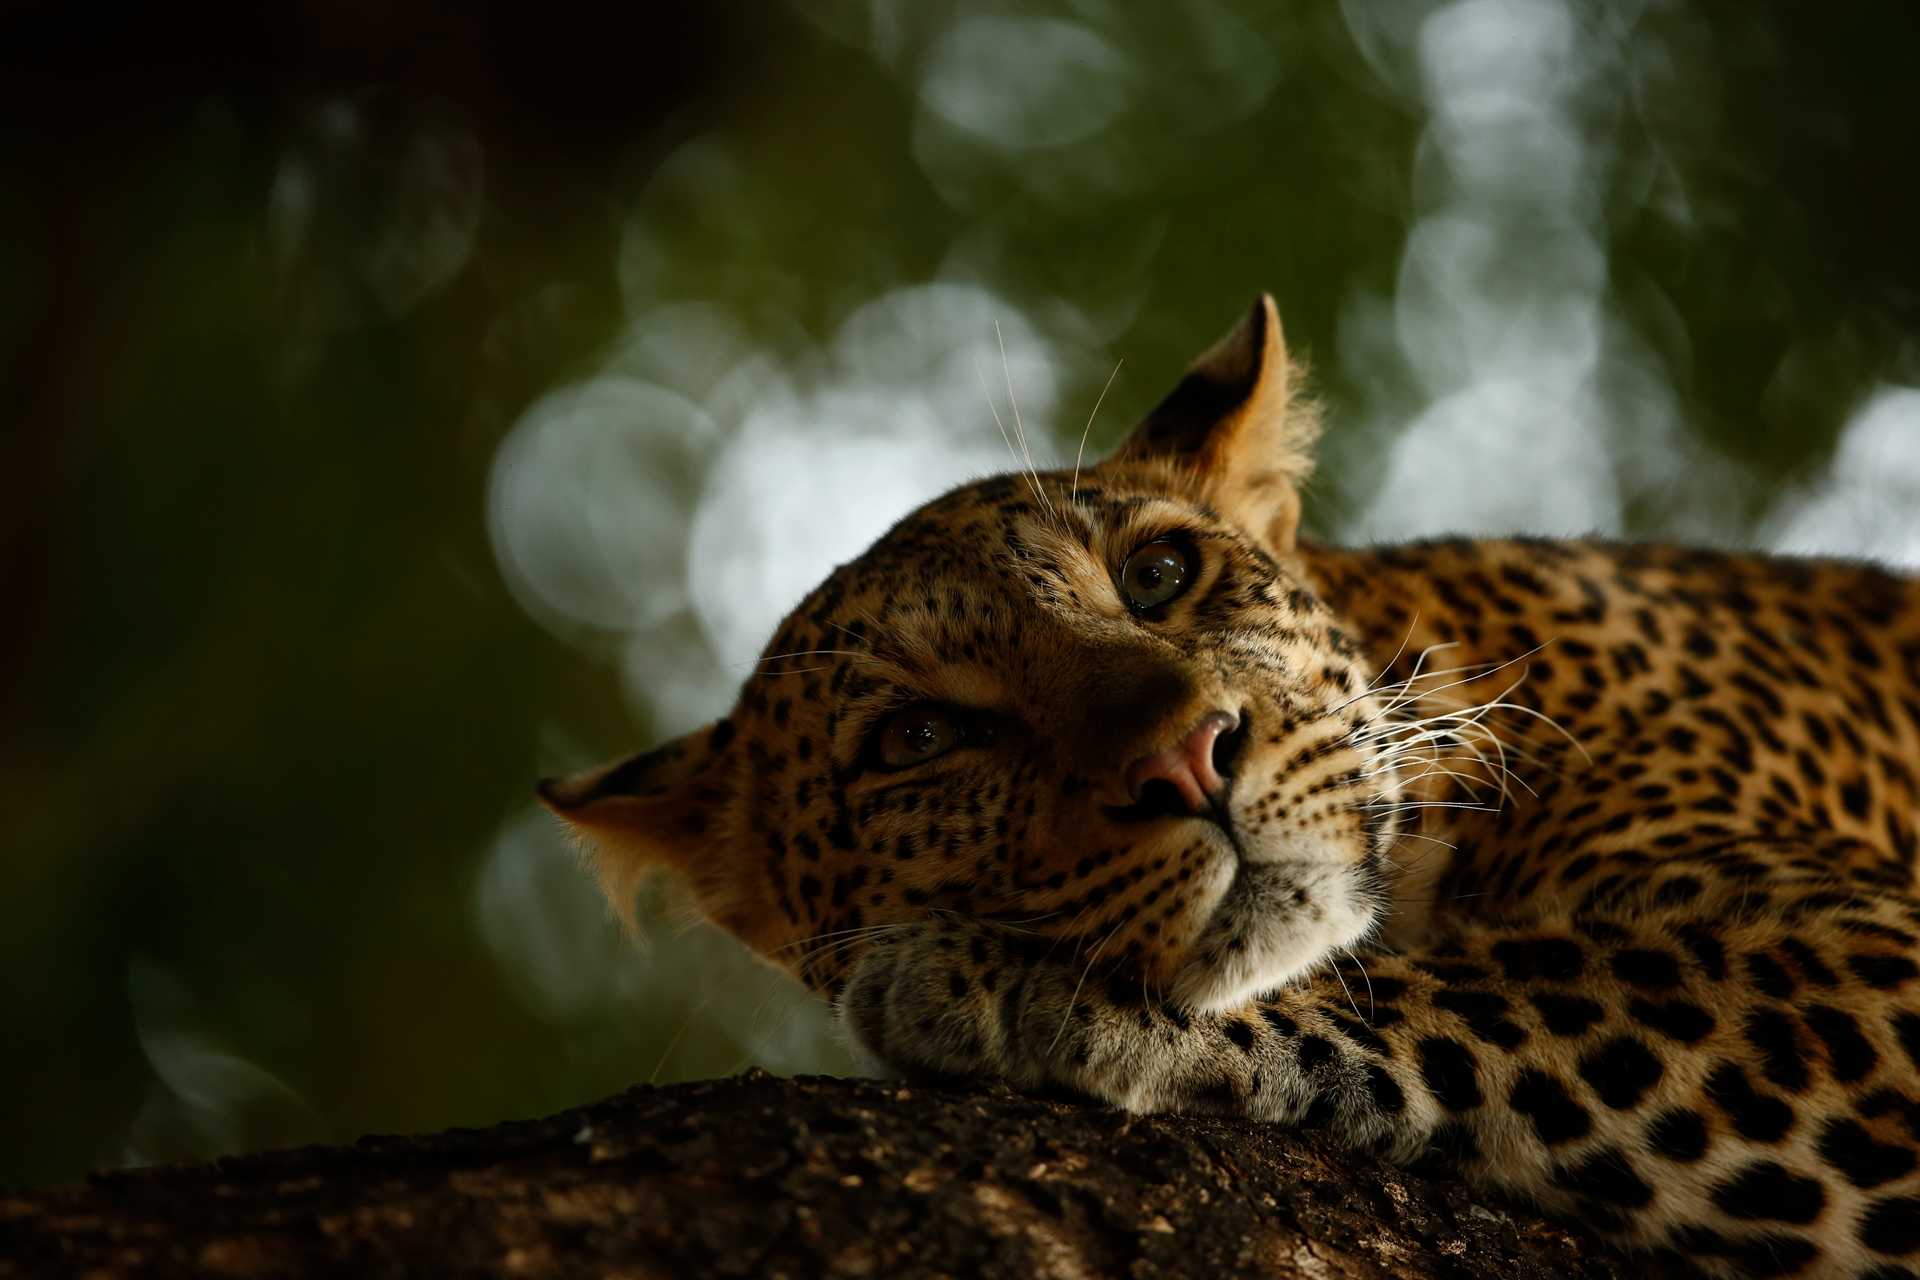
[836,916,1232,1113]
[837,916,1035,1084]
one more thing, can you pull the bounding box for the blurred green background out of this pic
[2,0,1917,1187]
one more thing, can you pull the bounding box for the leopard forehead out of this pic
[724,468,1389,995]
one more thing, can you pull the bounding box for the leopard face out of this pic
[542,298,1406,1011]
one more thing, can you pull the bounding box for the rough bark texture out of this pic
[1,1071,1672,1279]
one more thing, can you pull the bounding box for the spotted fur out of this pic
[544,297,1920,1279]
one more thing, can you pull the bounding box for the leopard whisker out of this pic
[1344,641,1527,720]
[1362,762,1494,795]
[1365,799,1502,817]
[1390,829,1459,849]
[995,318,1058,529]
[722,980,822,1078]
[979,911,1069,932]
[1070,358,1124,507]
[833,609,927,672]
[1325,952,1366,1024]
[703,649,885,679]
[645,946,775,1085]
[1357,690,1527,735]
[736,648,873,667]
[1332,641,1457,717]
[769,920,921,958]
[1358,615,1424,705]
[723,950,834,1076]
[1378,835,1457,877]
[1045,912,1140,1055]
[1364,729,1508,787]
[1473,699,1590,765]
[1360,722,1504,755]
[1358,644,1550,726]
[785,921,926,987]
[1340,947,1377,1021]
[1048,953,1100,1057]
[1359,673,1581,809]
[1379,701,1580,785]
[1364,792,1501,809]
[1369,747,1504,799]
[1371,676,1578,774]
[975,350,1050,516]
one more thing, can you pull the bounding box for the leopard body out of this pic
[544,298,1920,1278]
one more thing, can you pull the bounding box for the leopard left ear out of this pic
[537,719,742,937]
[1106,294,1320,555]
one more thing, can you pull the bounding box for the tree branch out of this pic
[1,1072,1671,1278]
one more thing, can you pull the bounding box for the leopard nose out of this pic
[1126,711,1238,814]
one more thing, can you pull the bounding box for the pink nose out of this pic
[1126,711,1237,814]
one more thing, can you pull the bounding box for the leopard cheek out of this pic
[1127,844,1244,990]
[825,759,1027,944]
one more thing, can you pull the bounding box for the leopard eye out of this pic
[1120,541,1191,610]
[877,705,959,768]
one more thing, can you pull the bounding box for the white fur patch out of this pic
[1168,858,1379,1012]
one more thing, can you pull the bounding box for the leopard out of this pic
[541,296,1920,1279]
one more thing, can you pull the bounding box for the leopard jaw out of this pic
[1167,856,1383,1012]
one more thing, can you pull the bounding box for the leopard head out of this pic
[540,297,1405,1012]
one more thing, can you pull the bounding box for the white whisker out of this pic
[1071,359,1123,505]
[1341,948,1376,1021]
[1327,957,1364,1023]
[996,319,1055,525]
[974,351,1047,512]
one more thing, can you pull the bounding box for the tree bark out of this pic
[1,1071,1671,1279]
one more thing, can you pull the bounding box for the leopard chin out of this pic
[1167,855,1386,1013]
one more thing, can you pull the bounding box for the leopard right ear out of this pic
[537,719,739,932]
[1106,294,1320,556]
